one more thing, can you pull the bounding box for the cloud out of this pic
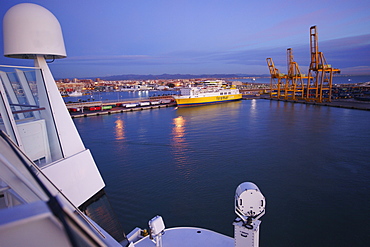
[66,54,151,61]
[52,33,370,76]
[341,66,370,75]
[215,33,370,74]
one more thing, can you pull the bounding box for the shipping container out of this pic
[125,103,138,108]
[69,108,80,112]
[139,102,150,106]
[160,99,171,104]
[84,106,101,111]
[102,105,113,110]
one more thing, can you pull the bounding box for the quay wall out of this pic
[68,96,176,118]
[261,96,370,111]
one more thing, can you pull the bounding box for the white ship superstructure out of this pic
[1,2,104,208]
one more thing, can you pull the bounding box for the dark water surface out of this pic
[74,99,370,246]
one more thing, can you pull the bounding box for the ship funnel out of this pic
[3,3,66,59]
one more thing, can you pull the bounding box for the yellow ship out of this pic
[173,85,242,107]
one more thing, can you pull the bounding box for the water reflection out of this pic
[173,116,185,138]
[171,115,197,182]
[249,99,258,125]
[172,116,186,147]
[115,119,125,140]
[251,99,257,112]
[176,101,242,118]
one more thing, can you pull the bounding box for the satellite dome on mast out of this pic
[3,3,66,59]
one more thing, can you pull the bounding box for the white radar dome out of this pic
[3,3,66,59]
[235,182,265,220]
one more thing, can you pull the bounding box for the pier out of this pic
[67,96,176,118]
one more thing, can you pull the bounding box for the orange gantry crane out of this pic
[286,48,307,100]
[267,48,306,100]
[266,57,286,99]
[266,26,340,102]
[306,26,340,102]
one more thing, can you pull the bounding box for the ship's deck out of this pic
[133,227,233,247]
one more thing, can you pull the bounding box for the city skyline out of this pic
[0,0,369,78]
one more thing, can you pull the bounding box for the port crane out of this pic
[267,26,340,102]
[267,48,306,100]
[306,26,340,102]
[285,48,307,100]
[266,57,286,99]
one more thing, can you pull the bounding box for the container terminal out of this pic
[265,26,370,104]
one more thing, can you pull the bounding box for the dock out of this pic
[260,96,370,111]
[66,94,370,119]
[67,96,176,118]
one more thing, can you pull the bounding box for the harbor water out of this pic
[73,96,370,246]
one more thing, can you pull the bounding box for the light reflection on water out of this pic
[74,99,370,247]
[171,116,188,167]
[115,119,125,140]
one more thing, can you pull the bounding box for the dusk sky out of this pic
[1,0,370,78]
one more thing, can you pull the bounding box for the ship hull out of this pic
[174,94,242,107]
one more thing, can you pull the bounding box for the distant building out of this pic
[231,81,243,86]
